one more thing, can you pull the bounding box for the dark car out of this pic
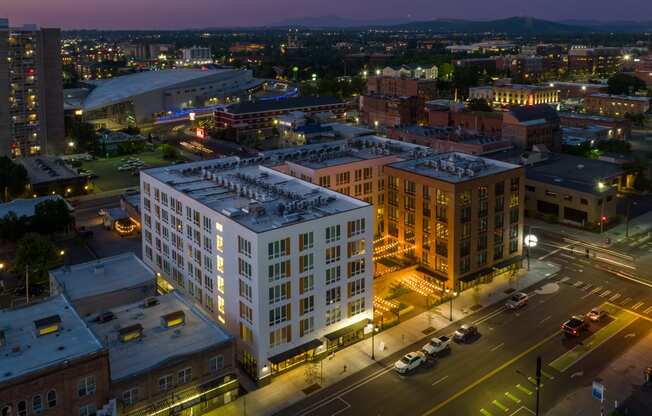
[562,316,588,337]
[453,324,479,343]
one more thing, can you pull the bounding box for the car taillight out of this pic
[573,330,577,334]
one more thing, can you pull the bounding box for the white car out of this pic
[505,292,529,310]
[394,351,426,374]
[586,308,608,322]
[422,336,451,356]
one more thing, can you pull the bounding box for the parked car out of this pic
[562,316,589,337]
[586,308,608,322]
[505,292,529,310]
[453,325,479,343]
[422,336,451,356]
[394,351,426,374]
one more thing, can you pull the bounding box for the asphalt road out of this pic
[280,235,652,416]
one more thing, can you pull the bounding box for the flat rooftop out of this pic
[50,253,154,302]
[587,93,650,102]
[0,295,104,383]
[388,152,521,183]
[143,159,369,233]
[0,195,71,219]
[221,96,343,115]
[558,112,624,123]
[524,153,625,194]
[88,292,231,381]
[16,156,82,185]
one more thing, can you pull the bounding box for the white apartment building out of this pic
[179,46,212,65]
[140,158,373,381]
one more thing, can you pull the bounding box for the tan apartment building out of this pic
[493,83,558,107]
[382,153,524,291]
[583,93,650,118]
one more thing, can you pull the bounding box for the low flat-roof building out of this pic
[492,83,558,107]
[502,105,562,150]
[520,152,625,228]
[88,292,238,416]
[49,253,156,316]
[558,112,631,139]
[15,156,89,196]
[0,295,111,416]
[0,195,71,220]
[387,125,513,155]
[583,93,650,118]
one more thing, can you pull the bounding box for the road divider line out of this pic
[539,315,552,325]
[421,331,561,416]
[472,307,507,326]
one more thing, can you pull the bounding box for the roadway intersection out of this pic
[281,233,652,416]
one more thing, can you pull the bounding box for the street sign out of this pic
[592,380,605,402]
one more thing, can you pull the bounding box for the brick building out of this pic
[583,93,650,118]
[387,125,513,155]
[0,295,111,416]
[382,153,524,291]
[359,94,424,127]
[366,76,438,100]
[558,112,631,139]
[568,47,622,77]
[502,105,562,150]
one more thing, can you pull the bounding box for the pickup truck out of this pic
[562,316,588,337]
[422,336,451,356]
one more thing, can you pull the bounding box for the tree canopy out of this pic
[466,98,493,112]
[0,157,28,201]
[31,199,74,236]
[607,73,647,95]
[13,233,61,284]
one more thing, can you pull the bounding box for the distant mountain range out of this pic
[271,16,652,34]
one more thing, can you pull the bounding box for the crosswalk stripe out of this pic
[590,286,603,294]
[505,392,521,404]
[600,290,611,298]
[621,297,632,306]
[492,399,509,412]
[632,301,645,310]
[573,281,583,287]
[643,306,652,315]
[516,384,533,395]
[609,293,621,302]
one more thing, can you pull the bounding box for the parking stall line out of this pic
[573,281,584,287]
[516,384,533,396]
[609,293,621,302]
[591,286,603,294]
[581,283,592,291]
[600,290,611,298]
[541,370,555,380]
[492,399,509,412]
[480,409,494,416]
[631,301,645,310]
[621,297,632,306]
[643,306,652,315]
[504,392,521,404]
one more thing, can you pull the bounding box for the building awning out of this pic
[324,318,370,341]
[416,265,448,283]
[459,256,522,283]
[268,339,322,364]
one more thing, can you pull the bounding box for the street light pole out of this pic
[535,356,542,416]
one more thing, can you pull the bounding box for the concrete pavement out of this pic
[209,259,559,416]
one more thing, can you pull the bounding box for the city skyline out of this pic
[2,0,652,30]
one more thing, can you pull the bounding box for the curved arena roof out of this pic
[81,68,232,111]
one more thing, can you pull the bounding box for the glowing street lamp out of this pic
[524,234,538,270]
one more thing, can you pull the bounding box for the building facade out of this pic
[366,76,438,100]
[583,93,650,118]
[492,83,559,107]
[359,94,424,127]
[558,112,631,140]
[0,20,64,156]
[140,160,374,382]
[568,47,622,77]
[382,153,524,291]
[502,105,562,151]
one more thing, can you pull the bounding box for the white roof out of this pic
[0,295,104,382]
[49,253,154,301]
[0,195,70,219]
[88,292,231,381]
[81,68,234,111]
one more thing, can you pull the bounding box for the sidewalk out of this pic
[546,331,652,416]
[211,259,560,416]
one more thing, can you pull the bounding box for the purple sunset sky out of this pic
[2,0,652,29]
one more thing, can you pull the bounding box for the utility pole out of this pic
[535,356,542,416]
[25,265,30,304]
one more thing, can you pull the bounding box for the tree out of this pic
[0,156,28,201]
[160,144,181,160]
[438,63,455,81]
[66,120,100,154]
[0,212,29,242]
[466,98,493,112]
[607,73,647,95]
[31,199,74,235]
[13,233,60,285]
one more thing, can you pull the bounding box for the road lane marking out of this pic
[516,384,533,395]
[492,399,509,412]
[331,398,351,416]
[432,375,449,386]
[609,293,621,302]
[607,302,652,323]
[560,253,575,260]
[644,306,652,315]
[539,315,552,325]
[421,331,561,416]
[491,343,505,352]
[600,290,611,298]
[632,301,645,310]
[538,243,572,260]
[505,392,521,404]
[472,307,507,326]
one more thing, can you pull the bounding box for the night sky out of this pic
[2,0,651,29]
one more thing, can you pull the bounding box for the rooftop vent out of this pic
[143,297,159,308]
[34,315,62,337]
[161,310,186,329]
[118,324,143,343]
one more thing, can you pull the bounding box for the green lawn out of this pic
[82,148,183,192]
